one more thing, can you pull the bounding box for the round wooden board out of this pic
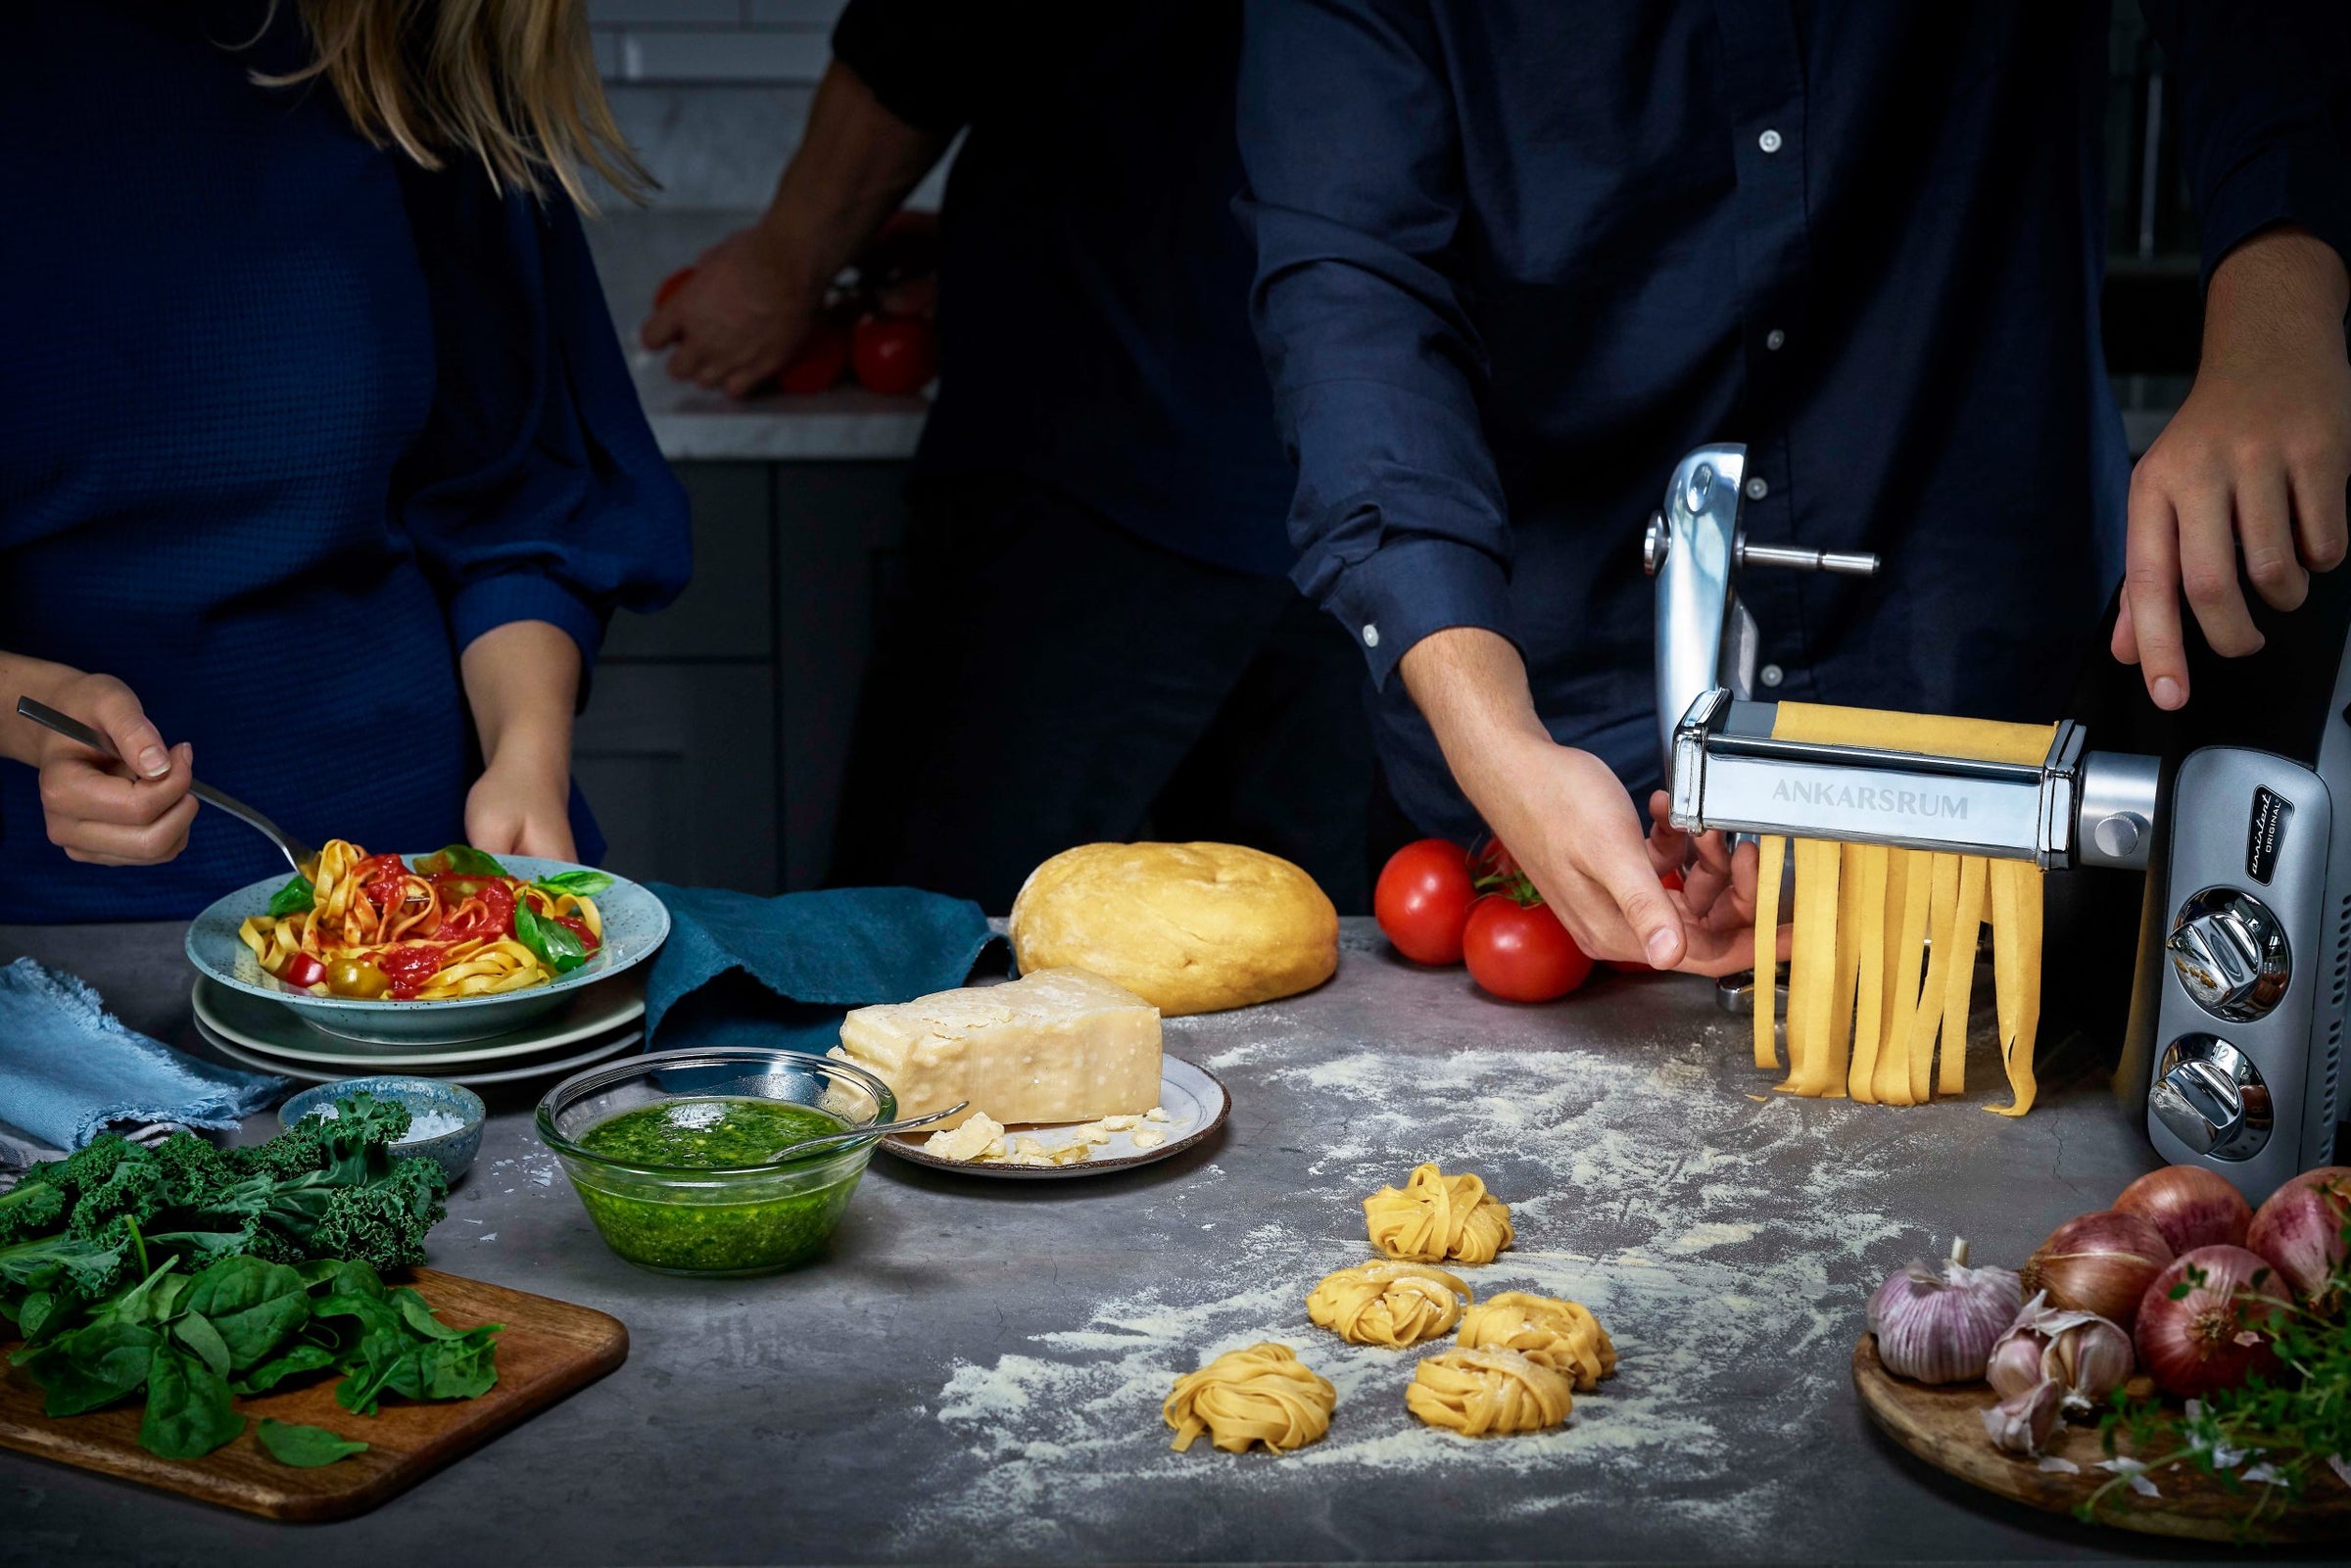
[1852,1334,2351,1544]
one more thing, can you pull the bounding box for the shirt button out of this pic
[1765,328,1787,351]
[1362,624,1380,648]
[1758,127,1783,154]
[1760,663,1785,688]
[1745,477,1769,500]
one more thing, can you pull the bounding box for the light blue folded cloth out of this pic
[0,958,287,1153]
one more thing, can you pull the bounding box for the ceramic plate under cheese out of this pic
[878,1057,1228,1180]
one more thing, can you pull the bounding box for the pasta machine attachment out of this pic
[1643,443,2351,1203]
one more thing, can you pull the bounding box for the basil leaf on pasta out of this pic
[415,845,507,878]
[534,870,613,897]
[266,875,313,917]
[512,904,586,974]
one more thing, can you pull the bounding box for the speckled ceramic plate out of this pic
[198,1015,643,1088]
[192,974,644,1068]
[878,1055,1228,1180]
[183,854,667,1045]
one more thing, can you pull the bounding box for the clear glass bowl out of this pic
[536,1047,896,1277]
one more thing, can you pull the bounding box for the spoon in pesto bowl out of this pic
[771,1100,970,1163]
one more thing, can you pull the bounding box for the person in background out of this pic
[1237,1,2351,973]
[642,1,1373,915]
[0,0,690,921]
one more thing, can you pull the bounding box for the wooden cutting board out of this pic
[0,1266,625,1522]
[1853,1333,2351,1544]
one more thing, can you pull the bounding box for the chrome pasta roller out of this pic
[1643,443,2351,1203]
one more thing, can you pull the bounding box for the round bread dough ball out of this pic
[1009,842,1338,1016]
[1363,1163,1514,1264]
[1455,1291,1616,1391]
[1306,1261,1472,1348]
[1406,1347,1573,1436]
[1163,1343,1335,1454]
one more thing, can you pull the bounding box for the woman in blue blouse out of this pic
[0,0,690,922]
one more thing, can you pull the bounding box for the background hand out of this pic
[639,224,821,400]
[2114,226,2351,707]
[463,755,577,862]
[30,671,197,865]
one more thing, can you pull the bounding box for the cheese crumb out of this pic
[1144,1107,1172,1123]
[1130,1127,1166,1150]
[924,1112,1007,1163]
[1099,1115,1141,1131]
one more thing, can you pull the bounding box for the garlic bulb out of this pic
[1982,1375,2065,1456]
[1986,1291,2134,1412]
[1868,1237,2024,1385]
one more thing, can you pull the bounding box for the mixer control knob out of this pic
[2166,888,2290,1022]
[2149,1033,2273,1162]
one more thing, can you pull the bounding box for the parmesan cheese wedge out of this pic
[836,968,1163,1130]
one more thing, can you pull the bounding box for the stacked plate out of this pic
[192,974,647,1087]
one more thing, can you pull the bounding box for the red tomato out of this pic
[851,313,937,395]
[1469,834,1519,886]
[777,318,851,394]
[654,266,696,309]
[378,944,448,1000]
[279,952,327,989]
[1463,893,1593,1003]
[1605,866,1687,974]
[433,875,516,941]
[552,914,602,953]
[1374,838,1476,966]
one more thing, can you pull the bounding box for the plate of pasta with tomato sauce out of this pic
[184,840,668,1044]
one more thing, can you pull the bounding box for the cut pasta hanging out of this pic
[1748,703,2053,1117]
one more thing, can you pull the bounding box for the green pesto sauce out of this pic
[572,1098,863,1276]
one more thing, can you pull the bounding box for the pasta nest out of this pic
[1363,1163,1513,1264]
[1164,1343,1335,1454]
[1454,1291,1616,1391]
[1306,1261,1472,1349]
[1405,1347,1573,1437]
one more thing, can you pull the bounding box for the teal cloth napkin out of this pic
[643,884,997,1053]
[0,958,287,1153]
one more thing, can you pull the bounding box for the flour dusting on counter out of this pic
[897,1028,1944,1552]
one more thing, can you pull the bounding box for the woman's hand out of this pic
[459,620,582,862]
[5,661,197,865]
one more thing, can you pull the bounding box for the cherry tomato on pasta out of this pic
[1463,892,1592,1003]
[279,952,328,989]
[1373,838,1476,966]
[324,958,392,1000]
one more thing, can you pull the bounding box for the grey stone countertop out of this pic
[585,208,929,463]
[1,918,2222,1566]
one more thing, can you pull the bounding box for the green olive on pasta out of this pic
[324,958,392,999]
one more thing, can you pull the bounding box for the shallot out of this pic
[2113,1165,2251,1256]
[2246,1165,2351,1307]
[2022,1211,2173,1330]
[1986,1291,2133,1412]
[1868,1237,2023,1385]
[2134,1244,2285,1399]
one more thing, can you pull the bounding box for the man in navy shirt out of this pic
[647,0,1371,911]
[1238,2,2351,972]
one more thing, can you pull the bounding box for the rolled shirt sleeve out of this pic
[2138,0,2351,288]
[1237,0,1517,687]
[390,161,692,688]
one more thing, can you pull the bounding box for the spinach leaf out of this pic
[415,845,506,878]
[512,903,587,975]
[139,1343,245,1459]
[18,1320,162,1417]
[532,870,613,898]
[16,1290,57,1340]
[389,1287,470,1342]
[257,1418,368,1467]
[232,1341,340,1397]
[184,1257,310,1371]
[170,1312,233,1379]
[265,874,314,917]
[90,1259,187,1330]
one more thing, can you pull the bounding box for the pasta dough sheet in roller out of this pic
[1751,702,2054,1117]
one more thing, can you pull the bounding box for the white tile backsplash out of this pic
[610,28,831,84]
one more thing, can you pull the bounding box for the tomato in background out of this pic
[1469,834,1518,886]
[653,266,696,309]
[1373,838,1476,966]
[1463,892,1592,1003]
[851,313,937,395]
[1605,866,1687,974]
[778,318,851,394]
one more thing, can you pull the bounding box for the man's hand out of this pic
[1400,628,1774,974]
[2116,225,2351,707]
[639,225,823,400]
[23,668,197,866]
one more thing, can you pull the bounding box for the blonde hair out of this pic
[256,0,650,212]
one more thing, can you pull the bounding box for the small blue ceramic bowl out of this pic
[279,1076,487,1186]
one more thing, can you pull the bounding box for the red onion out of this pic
[2134,1245,2286,1399]
[2022,1211,2173,1330]
[2113,1165,2251,1256]
[2246,1165,2351,1307]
